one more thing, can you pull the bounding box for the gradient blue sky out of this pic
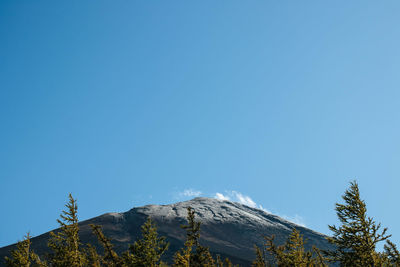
[1,1,400,248]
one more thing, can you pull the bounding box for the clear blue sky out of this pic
[1,1,400,248]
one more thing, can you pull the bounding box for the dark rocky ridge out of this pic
[0,197,333,266]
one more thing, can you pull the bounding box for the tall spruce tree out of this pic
[173,207,215,267]
[4,233,46,267]
[325,181,390,266]
[48,193,87,267]
[122,218,169,267]
[252,245,267,267]
[90,224,123,267]
[216,255,234,267]
[383,240,400,266]
[85,244,102,267]
[254,228,327,267]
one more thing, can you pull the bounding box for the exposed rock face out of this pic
[0,197,333,266]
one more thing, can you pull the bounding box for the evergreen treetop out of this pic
[122,217,169,267]
[325,181,390,266]
[4,233,45,267]
[47,193,87,267]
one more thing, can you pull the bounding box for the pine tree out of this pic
[173,207,196,267]
[173,207,215,267]
[216,255,233,267]
[122,218,169,267]
[384,240,400,266]
[173,236,192,267]
[325,181,390,266]
[4,233,46,267]
[269,229,310,266]
[252,245,267,267]
[266,229,327,267]
[253,228,327,267]
[85,244,102,267]
[224,257,233,267]
[216,255,223,267]
[312,246,328,267]
[48,193,87,267]
[90,224,123,267]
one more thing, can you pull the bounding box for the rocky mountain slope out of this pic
[0,197,333,266]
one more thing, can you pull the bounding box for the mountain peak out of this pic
[132,196,307,232]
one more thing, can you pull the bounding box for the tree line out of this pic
[4,181,400,266]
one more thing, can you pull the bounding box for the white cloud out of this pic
[214,191,258,208]
[232,191,257,208]
[213,190,306,226]
[214,192,230,201]
[179,189,202,198]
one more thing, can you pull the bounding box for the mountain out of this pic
[0,197,333,266]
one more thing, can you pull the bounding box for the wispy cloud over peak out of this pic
[215,192,230,201]
[214,191,258,209]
